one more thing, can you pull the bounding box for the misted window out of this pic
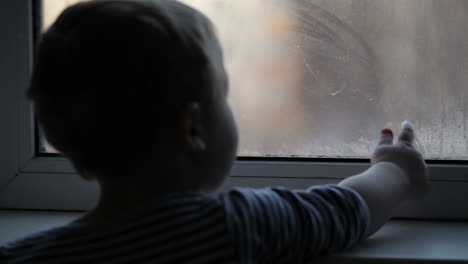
[40,0,468,160]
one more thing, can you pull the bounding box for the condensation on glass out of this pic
[41,0,468,160]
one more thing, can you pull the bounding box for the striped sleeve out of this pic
[220,184,370,263]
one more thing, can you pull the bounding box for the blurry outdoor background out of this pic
[42,0,468,160]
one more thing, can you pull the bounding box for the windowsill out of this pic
[0,210,83,244]
[0,211,467,263]
[319,220,468,264]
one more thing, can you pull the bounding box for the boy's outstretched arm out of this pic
[339,121,429,237]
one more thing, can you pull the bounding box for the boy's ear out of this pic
[178,102,206,152]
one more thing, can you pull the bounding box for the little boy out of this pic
[1,0,428,263]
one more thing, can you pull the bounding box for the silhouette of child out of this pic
[1,1,427,263]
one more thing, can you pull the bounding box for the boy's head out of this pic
[28,0,238,191]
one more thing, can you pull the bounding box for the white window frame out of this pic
[1,0,468,219]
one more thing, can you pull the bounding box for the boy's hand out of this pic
[371,121,429,199]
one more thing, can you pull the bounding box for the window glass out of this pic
[41,0,468,160]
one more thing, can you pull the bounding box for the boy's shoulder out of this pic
[0,193,231,263]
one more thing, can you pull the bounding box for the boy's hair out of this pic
[28,0,217,179]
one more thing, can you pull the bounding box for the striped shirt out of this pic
[0,185,369,264]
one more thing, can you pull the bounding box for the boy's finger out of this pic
[397,121,414,146]
[378,128,394,145]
